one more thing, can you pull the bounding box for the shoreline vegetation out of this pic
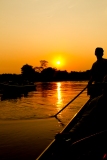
[0,62,90,83]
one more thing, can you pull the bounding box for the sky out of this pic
[0,0,107,74]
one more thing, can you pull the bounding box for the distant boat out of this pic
[0,82,36,94]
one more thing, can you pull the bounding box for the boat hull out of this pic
[36,99,91,160]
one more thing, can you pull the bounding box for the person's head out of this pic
[95,47,104,60]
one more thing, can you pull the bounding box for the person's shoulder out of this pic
[91,61,97,68]
[102,58,107,65]
[103,58,107,62]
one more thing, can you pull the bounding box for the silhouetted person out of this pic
[64,75,107,159]
[72,75,107,137]
[88,47,107,97]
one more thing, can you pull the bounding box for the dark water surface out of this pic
[0,81,89,160]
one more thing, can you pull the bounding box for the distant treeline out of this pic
[0,63,90,83]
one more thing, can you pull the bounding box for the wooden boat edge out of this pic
[36,98,91,160]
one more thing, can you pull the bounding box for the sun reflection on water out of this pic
[56,82,62,111]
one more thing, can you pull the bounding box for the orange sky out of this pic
[0,0,107,74]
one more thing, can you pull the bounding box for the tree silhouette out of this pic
[21,64,35,82]
[34,60,48,73]
[40,60,48,68]
[55,70,69,81]
[41,67,56,81]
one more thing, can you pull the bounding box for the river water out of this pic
[0,81,89,160]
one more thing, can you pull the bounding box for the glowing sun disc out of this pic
[56,61,61,65]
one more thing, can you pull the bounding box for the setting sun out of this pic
[56,61,61,65]
[51,55,66,70]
